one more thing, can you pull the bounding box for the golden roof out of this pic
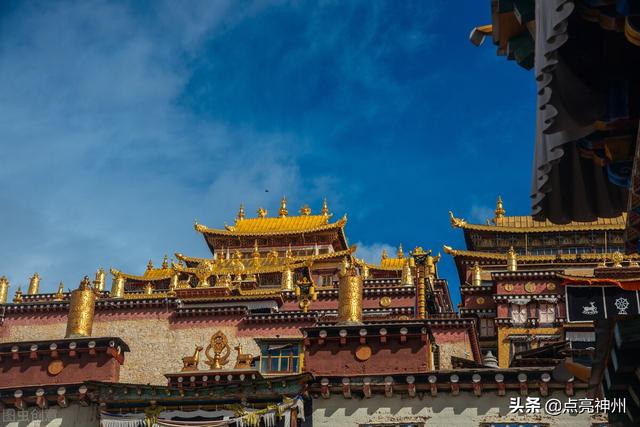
[380,258,406,270]
[449,211,626,233]
[175,247,356,268]
[442,245,640,263]
[195,214,346,236]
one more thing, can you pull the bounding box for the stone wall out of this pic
[0,310,299,385]
[431,328,474,369]
[0,404,98,427]
[313,392,606,427]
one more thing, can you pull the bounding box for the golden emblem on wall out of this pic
[524,282,536,293]
[546,283,557,291]
[355,344,372,361]
[476,297,485,304]
[504,284,513,292]
[204,331,231,370]
[47,359,64,376]
[379,296,391,307]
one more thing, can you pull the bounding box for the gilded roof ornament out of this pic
[321,198,329,216]
[162,255,169,269]
[13,286,23,304]
[611,251,624,268]
[494,196,505,222]
[381,249,388,261]
[0,276,9,304]
[147,259,153,271]
[257,207,267,218]
[472,262,482,286]
[279,196,288,217]
[144,282,154,295]
[397,244,404,259]
[237,203,245,221]
[449,211,467,228]
[54,282,65,301]
[79,275,92,291]
[300,204,311,216]
[507,247,517,271]
[28,273,40,295]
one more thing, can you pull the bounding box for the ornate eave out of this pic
[110,267,173,282]
[194,215,347,237]
[175,247,356,269]
[443,245,640,264]
[449,210,626,234]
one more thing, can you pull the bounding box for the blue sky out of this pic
[0,1,535,307]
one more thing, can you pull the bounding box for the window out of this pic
[510,304,528,324]
[260,343,301,374]
[479,318,495,337]
[538,303,556,324]
[510,340,530,360]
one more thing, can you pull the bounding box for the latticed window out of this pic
[538,303,556,324]
[259,343,301,374]
[479,318,495,337]
[510,304,528,324]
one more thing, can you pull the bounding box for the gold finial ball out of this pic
[299,204,311,215]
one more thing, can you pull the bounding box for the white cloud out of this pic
[470,204,494,224]
[0,1,309,291]
[353,242,396,265]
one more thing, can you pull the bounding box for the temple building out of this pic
[446,196,639,369]
[5,199,591,427]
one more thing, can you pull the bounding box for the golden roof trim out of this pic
[195,215,347,236]
[443,245,640,262]
[110,268,173,282]
[175,247,355,265]
[448,211,626,233]
[172,260,308,276]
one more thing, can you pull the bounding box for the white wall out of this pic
[313,392,608,427]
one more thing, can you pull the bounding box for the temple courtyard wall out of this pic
[313,392,607,427]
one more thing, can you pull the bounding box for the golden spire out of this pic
[14,286,23,304]
[54,282,65,301]
[381,249,388,261]
[28,273,40,295]
[397,244,404,259]
[279,196,288,217]
[257,207,267,218]
[321,198,329,216]
[494,196,505,220]
[0,276,9,304]
[472,262,482,286]
[507,246,517,271]
[94,268,106,291]
[162,255,169,269]
[237,203,245,221]
[299,204,311,216]
[147,259,154,271]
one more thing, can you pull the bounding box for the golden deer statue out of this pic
[234,345,255,369]
[181,345,203,371]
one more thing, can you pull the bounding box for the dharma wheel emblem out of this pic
[615,297,630,315]
[204,331,231,370]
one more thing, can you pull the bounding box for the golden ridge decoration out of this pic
[205,331,231,370]
[54,282,65,301]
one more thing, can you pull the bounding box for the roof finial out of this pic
[147,259,154,271]
[14,286,23,304]
[162,255,169,269]
[54,282,65,301]
[237,203,245,221]
[494,195,505,220]
[300,204,311,216]
[397,244,404,259]
[381,249,388,261]
[321,198,329,216]
[279,196,288,217]
[257,207,267,218]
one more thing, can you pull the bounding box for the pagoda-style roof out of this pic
[175,247,356,268]
[449,210,626,234]
[196,214,346,236]
[443,245,640,264]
